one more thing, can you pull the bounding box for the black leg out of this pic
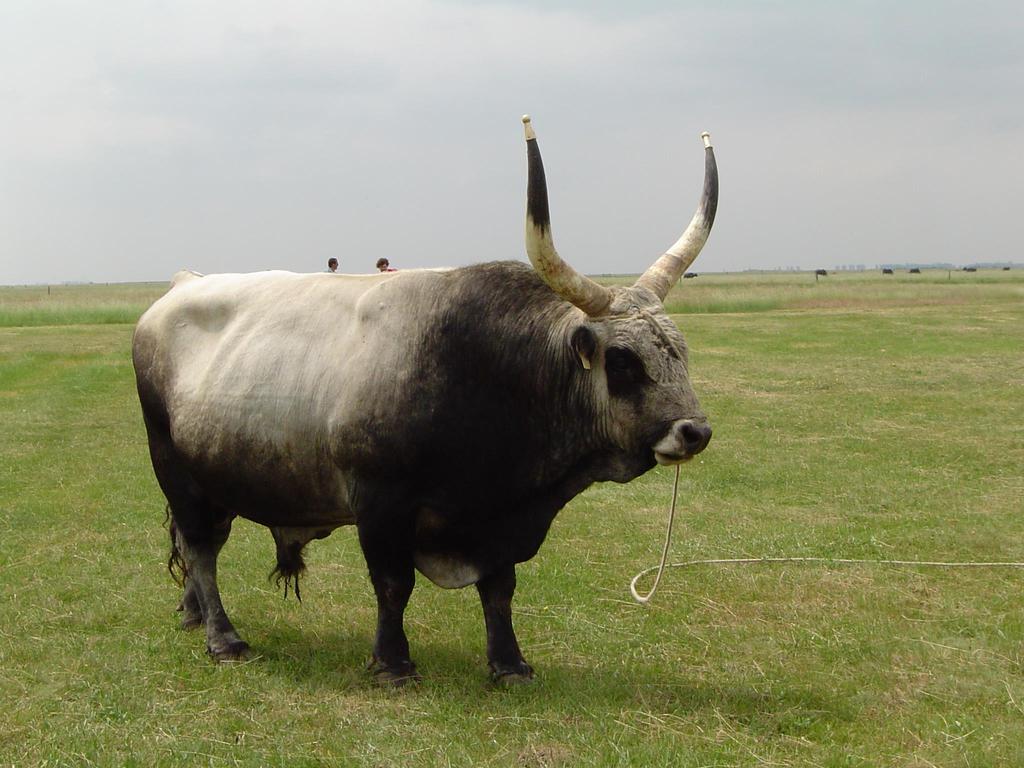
[177,580,203,630]
[355,492,419,685]
[173,516,251,661]
[363,562,417,684]
[477,565,533,683]
[143,407,249,662]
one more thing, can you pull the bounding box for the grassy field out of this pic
[0,283,168,327]
[1,269,1023,766]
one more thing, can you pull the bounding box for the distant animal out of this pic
[684,272,698,279]
[132,118,719,684]
[882,268,894,275]
[909,268,921,274]
[1004,266,1011,271]
[963,267,977,272]
[815,269,828,276]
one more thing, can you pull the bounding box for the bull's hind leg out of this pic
[142,407,250,661]
[171,512,251,661]
[176,578,203,630]
[168,514,204,630]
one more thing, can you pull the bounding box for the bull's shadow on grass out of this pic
[210,618,374,686]
[233,625,509,691]
[226,623,850,730]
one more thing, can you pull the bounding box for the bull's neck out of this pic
[508,302,614,489]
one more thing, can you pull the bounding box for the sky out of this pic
[2,0,1022,284]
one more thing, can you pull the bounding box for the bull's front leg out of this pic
[356,510,419,686]
[477,564,534,684]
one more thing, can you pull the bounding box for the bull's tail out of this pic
[166,505,187,586]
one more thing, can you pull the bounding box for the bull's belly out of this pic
[242,503,357,530]
[227,472,356,527]
[413,551,481,589]
[167,401,355,523]
[180,449,356,528]
[411,506,492,589]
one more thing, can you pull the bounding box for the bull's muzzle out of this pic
[653,419,712,465]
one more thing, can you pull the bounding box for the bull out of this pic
[132,117,718,684]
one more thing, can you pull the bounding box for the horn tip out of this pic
[701,131,712,149]
[522,115,536,140]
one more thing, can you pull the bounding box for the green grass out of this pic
[0,283,168,327]
[2,273,1023,766]
[600,267,1024,315]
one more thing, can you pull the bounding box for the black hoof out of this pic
[208,640,253,662]
[490,661,534,686]
[367,657,420,687]
[176,599,203,630]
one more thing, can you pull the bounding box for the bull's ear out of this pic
[571,326,597,371]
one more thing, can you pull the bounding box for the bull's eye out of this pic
[604,346,647,397]
[606,348,634,372]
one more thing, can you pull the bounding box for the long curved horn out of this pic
[635,132,719,301]
[523,115,613,317]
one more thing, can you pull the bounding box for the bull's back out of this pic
[133,269,444,523]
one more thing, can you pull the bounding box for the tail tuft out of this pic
[166,506,187,587]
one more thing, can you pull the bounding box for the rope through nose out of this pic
[630,464,681,604]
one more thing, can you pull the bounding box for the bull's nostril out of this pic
[680,421,712,455]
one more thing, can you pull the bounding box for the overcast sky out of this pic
[2,1,1022,284]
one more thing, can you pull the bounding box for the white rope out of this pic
[629,464,681,603]
[629,472,1024,604]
